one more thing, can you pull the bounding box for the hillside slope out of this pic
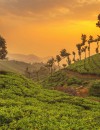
[0,72,100,129]
[8,53,50,63]
[0,60,49,79]
[67,53,100,75]
[0,60,30,74]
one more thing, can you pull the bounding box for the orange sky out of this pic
[0,0,100,57]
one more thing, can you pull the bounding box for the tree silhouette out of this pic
[0,36,7,60]
[81,34,87,46]
[81,46,87,59]
[56,55,62,70]
[66,52,71,65]
[60,49,71,65]
[62,64,67,69]
[76,44,82,60]
[60,49,68,58]
[81,46,88,68]
[96,35,100,53]
[72,51,76,62]
[88,35,94,58]
[95,46,99,54]
[96,14,100,28]
[47,57,55,76]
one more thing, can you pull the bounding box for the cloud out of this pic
[0,0,100,21]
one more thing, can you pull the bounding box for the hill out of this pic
[39,54,100,97]
[67,53,100,75]
[0,60,49,79]
[0,72,100,129]
[0,60,31,74]
[8,53,50,63]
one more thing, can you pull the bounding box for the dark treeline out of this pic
[46,14,100,74]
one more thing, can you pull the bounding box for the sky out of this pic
[0,0,100,57]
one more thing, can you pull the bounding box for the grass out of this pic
[0,72,100,129]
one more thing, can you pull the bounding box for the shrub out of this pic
[67,77,82,86]
[89,80,100,97]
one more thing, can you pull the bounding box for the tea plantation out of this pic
[67,53,100,75]
[0,72,100,130]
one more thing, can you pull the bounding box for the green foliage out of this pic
[67,77,82,86]
[0,72,100,130]
[67,53,100,75]
[90,80,100,97]
[41,70,85,89]
[42,71,68,88]
[0,36,7,59]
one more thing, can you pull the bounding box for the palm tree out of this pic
[76,44,82,60]
[56,55,62,70]
[72,51,76,62]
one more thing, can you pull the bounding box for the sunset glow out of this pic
[0,0,100,57]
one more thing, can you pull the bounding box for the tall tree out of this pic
[72,51,76,62]
[81,46,88,60]
[84,46,88,59]
[81,46,88,68]
[60,49,71,65]
[47,57,55,76]
[0,36,7,59]
[96,35,100,53]
[56,55,62,70]
[81,34,87,46]
[88,35,93,58]
[66,52,71,65]
[76,44,82,60]
[60,49,68,58]
[95,46,99,54]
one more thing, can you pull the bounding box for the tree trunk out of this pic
[74,55,76,62]
[58,62,60,70]
[80,53,81,60]
[89,44,90,60]
[97,41,99,53]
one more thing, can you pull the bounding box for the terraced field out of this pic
[67,53,100,75]
[0,72,100,130]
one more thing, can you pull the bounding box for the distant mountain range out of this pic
[7,53,51,63]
